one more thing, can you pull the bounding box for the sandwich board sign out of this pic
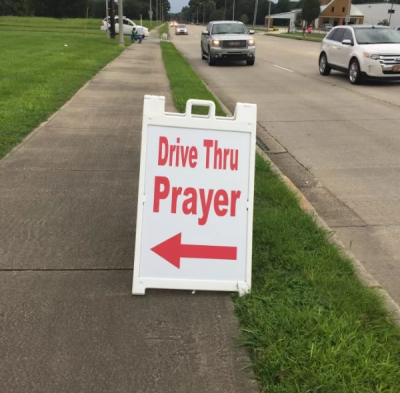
[133,96,257,295]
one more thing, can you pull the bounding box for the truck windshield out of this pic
[355,28,400,44]
[212,23,247,35]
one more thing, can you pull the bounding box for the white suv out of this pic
[319,25,400,84]
[101,16,149,37]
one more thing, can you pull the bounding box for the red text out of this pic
[153,176,241,225]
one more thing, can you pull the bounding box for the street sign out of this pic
[133,96,257,295]
[388,9,395,14]
[345,15,351,23]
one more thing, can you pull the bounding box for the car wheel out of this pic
[207,49,216,66]
[201,47,207,60]
[246,59,255,66]
[349,59,364,85]
[319,53,331,76]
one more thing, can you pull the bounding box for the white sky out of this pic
[170,0,188,13]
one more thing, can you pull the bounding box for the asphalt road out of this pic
[171,26,400,305]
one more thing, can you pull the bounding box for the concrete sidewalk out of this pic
[0,30,257,393]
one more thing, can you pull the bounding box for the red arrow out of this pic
[151,233,237,269]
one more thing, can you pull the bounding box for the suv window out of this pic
[212,23,247,35]
[330,28,346,42]
[326,30,336,40]
[343,29,353,42]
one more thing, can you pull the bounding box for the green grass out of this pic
[0,17,133,158]
[0,16,161,33]
[160,41,225,116]
[159,22,169,38]
[268,32,325,42]
[160,39,400,392]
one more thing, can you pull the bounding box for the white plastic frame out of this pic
[132,95,257,295]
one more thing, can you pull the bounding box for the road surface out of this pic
[171,26,400,305]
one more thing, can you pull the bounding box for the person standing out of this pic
[136,25,144,44]
[308,25,312,34]
[302,25,306,37]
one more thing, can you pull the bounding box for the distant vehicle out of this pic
[175,24,188,35]
[201,21,255,66]
[394,26,400,33]
[321,23,333,32]
[319,25,400,84]
[101,16,149,37]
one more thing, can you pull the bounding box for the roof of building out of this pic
[266,2,363,18]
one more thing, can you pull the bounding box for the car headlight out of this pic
[212,40,220,47]
[363,53,380,60]
[248,39,255,46]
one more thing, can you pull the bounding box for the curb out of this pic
[204,80,400,325]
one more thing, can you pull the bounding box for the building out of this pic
[265,0,364,28]
[319,0,364,26]
[355,3,400,27]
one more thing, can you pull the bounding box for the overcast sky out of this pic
[170,0,188,13]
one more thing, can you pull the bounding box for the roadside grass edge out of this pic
[267,32,324,42]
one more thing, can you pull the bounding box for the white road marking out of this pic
[273,65,294,73]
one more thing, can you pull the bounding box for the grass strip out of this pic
[267,32,325,42]
[159,22,169,38]
[160,41,225,116]
[0,17,131,158]
[160,38,400,392]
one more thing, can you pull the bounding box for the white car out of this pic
[319,25,400,84]
[175,24,188,35]
[101,16,149,37]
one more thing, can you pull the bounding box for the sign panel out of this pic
[345,15,351,23]
[133,96,257,295]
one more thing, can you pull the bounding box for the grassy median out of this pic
[0,16,159,159]
[268,32,325,42]
[160,39,400,392]
[161,41,225,116]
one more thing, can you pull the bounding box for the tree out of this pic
[209,9,223,21]
[276,0,291,14]
[295,11,302,27]
[302,0,320,26]
[240,13,248,24]
[378,19,389,26]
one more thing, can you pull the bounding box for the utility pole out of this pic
[106,0,110,38]
[232,0,235,20]
[253,0,259,28]
[110,0,116,38]
[223,0,227,20]
[267,0,271,31]
[345,0,351,24]
[118,0,124,46]
[149,0,153,28]
[389,0,395,26]
[197,5,199,24]
[156,0,158,22]
[203,3,206,24]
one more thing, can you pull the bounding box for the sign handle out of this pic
[185,99,216,119]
